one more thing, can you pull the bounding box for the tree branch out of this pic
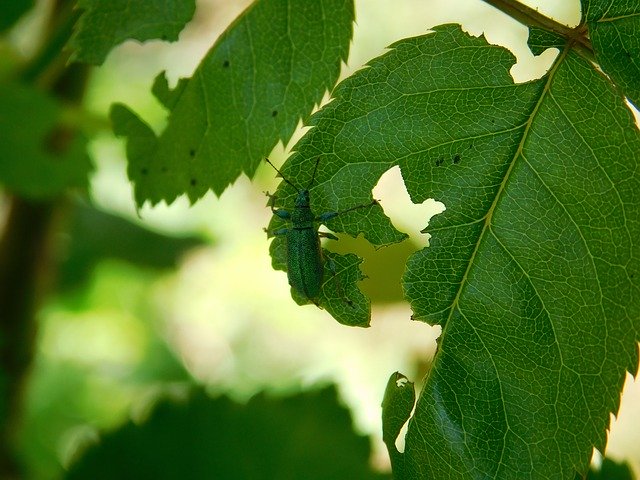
[481,0,594,61]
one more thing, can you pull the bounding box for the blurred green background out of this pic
[2,0,640,479]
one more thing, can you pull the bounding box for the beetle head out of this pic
[295,189,311,208]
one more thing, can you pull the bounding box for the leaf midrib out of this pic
[441,45,569,333]
[411,46,572,476]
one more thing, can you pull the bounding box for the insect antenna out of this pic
[306,157,322,190]
[264,158,300,193]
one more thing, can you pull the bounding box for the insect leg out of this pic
[263,227,289,236]
[265,191,291,220]
[272,209,291,220]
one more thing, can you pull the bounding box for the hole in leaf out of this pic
[395,416,410,454]
[396,376,408,388]
[373,165,445,249]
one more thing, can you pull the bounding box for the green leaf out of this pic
[152,73,189,110]
[320,251,371,327]
[57,201,203,291]
[0,82,91,198]
[274,24,640,478]
[65,387,384,480]
[527,27,566,55]
[68,0,196,65]
[579,458,635,480]
[585,1,640,108]
[110,103,157,169]
[0,0,34,32]
[268,227,373,326]
[113,0,355,207]
[381,372,415,477]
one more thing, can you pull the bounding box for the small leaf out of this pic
[586,2,640,108]
[579,457,635,480]
[381,372,415,476]
[151,72,189,110]
[0,82,91,198]
[320,251,370,327]
[527,27,566,55]
[69,0,196,65]
[113,0,355,207]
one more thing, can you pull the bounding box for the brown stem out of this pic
[481,0,595,61]
[0,0,89,475]
[0,197,59,478]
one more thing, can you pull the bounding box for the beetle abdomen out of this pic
[286,226,323,300]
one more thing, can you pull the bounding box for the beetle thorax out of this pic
[292,190,314,223]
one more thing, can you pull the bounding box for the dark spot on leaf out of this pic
[453,154,461,164]
[190,178,197,186]
[223,60,230,68]
[141,168,148,175]
[189,148,196,157]
[272,110,278,117]
[161,34,167,41]
[631,273,635,278]
[435,158,444,167]
[161,167,168,173]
